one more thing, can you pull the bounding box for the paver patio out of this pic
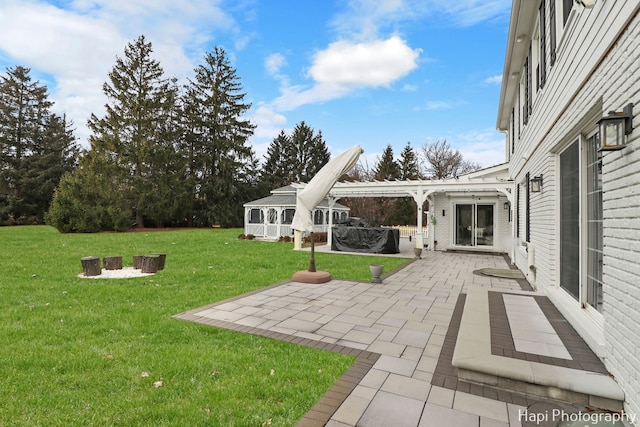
[174,250,627,427]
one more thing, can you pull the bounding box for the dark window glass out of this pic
[539,1,547,88]
[560,141,580,299]
[563,0,573,25]
[550,0,557,65]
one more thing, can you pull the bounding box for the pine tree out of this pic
[392,141,420,225]
[261,121,330,189]
[182,46,256,227]
[291,122,330,182]
[0,66,79,224]
[373,144,400,180]
[87,35,178,228]
[398,141,420,180]
[261,130,292,189]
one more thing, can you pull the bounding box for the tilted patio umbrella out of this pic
[291,144,363,276]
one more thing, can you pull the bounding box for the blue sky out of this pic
[0,0,511,167]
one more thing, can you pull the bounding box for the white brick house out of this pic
[497,0,640,417]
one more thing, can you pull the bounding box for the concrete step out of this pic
[452,288,624,412]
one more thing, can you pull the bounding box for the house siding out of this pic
[500,0,640,417]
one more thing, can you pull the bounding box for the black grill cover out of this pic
[331,227,400,254]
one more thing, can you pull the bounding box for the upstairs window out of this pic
[539,0,547,88]
[550,0,557,65]
[562,0,573,25]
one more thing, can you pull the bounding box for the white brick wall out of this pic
[502,0,640,418]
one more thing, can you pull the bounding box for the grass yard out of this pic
[0,226,409,426]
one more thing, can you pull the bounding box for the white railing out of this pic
[381,225,429,239]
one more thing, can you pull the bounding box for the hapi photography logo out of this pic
[519,408,636,425]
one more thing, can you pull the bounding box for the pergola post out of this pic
[327,196,336,249]
[411,187,425,249]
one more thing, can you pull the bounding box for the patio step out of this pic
[452,288,624,412]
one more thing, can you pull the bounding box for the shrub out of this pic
[303,232,327,244]
[246,234,255,240]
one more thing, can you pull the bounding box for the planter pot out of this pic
[413,247,422,259]
[369,264,384,283]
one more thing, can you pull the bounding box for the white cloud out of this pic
[452,129,506,167]
[433,0,511,27]
[271,36,420,111]
[330,0,410,40]
[330,0,510,40]
[426,101,452,110]
[249,105,287,139]
[265,53,286,75]
[247,105,290,162]
[484,74,503,85]
[0,0,240,147]
[310,36,420,87]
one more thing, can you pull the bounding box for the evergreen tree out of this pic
[182,46,256,227]
[398,141,420,180]
[392,142,420,225]
[260,130,291,189]
[291,121,330,182]
[46,151,130,232]
[261,121,330,188]
[373,144,400,180]
[87,35,178,228]
[0,66,79,224]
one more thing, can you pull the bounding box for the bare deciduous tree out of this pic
[421,139,481,179]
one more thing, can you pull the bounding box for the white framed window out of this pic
[557,128,603,314]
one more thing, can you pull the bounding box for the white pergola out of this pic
[292,163,515,255]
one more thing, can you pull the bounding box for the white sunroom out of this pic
[243,185,350,240]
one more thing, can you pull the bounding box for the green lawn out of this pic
[0,226,409,426]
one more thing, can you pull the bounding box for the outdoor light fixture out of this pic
[598,103,634,151]
[504,202,510,210]
[530,175,543,193]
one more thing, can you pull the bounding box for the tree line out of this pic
[0,35,480,232]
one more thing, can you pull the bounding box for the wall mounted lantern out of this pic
[530,175,543,193]
[504,202,510,210]
[598,103,633,151]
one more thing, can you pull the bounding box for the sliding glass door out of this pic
[455,204,494,247]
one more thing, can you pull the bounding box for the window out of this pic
[550,0,557,65]
[511,108,515,154]
[558,133,603,313]
[248,209,263,224]
[560,141,580,299]
[586,132,603,312]
[516,184,521,238]
[525,173,531,243]
[562,0,573,25]
[281,209,295,224]
[539,0,547,88]
[313,210,323,225]
[522,44,533,126]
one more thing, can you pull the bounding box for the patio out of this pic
[174,251,628,427]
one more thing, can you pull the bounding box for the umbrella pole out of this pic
[308,232,316,272]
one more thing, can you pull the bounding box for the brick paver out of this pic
[174,250,617,427]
